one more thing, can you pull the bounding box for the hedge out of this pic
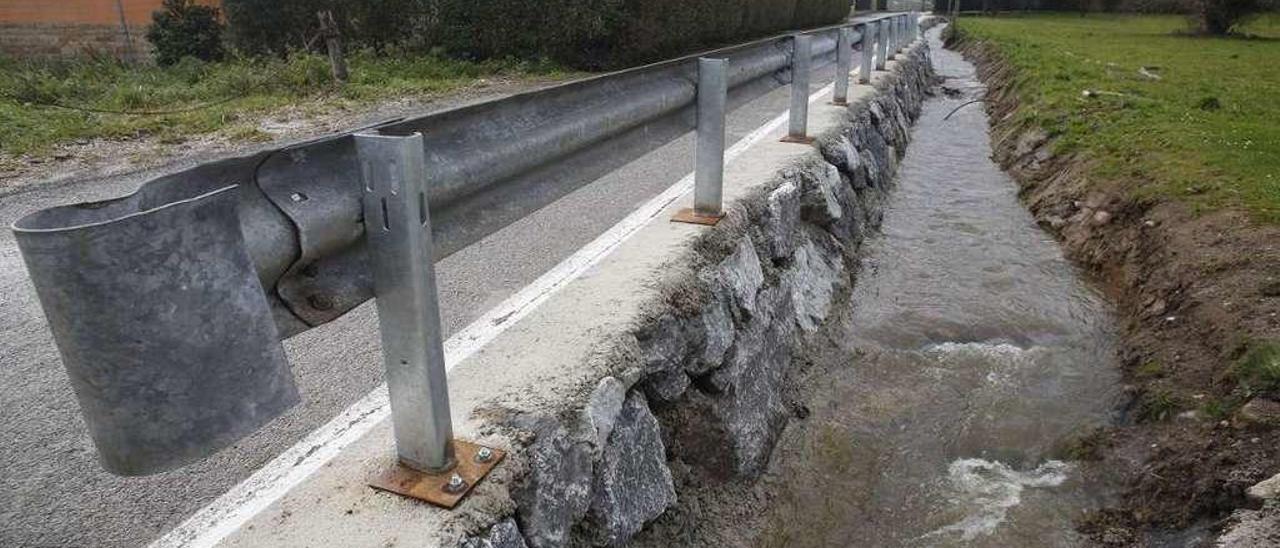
[223,0,852,68]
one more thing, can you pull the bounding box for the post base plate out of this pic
[779,135,817,145]
[671,208,725,226]
[368,439,504,509]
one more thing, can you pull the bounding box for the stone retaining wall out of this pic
[461,37,936,548]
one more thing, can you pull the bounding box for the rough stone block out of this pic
[704,236,764,321]
[511,417,594,548]
[704,286,795,476]
[462,518,529,548]
[763,181,801,261]
[783,239,844,332]
[587,393,676,546]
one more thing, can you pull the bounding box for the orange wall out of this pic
[0,0,219,26]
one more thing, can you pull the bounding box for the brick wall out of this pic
[0,22,151,61]
[0,0,219,61]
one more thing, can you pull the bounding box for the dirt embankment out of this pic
[947,27,1280,546]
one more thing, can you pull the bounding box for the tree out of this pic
[146,0,226,65]
[1187,0,1273,35]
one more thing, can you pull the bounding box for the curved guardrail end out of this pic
[13,185,298,475]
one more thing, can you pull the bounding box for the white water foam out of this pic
[923,458,1072,542]
[923,341,1036,387]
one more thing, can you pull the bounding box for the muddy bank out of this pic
[948,25,1280,546]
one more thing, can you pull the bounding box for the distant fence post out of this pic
[673,58,729,226]
[113,0,137,63]
[318,10,350,82]
[833,27,853,106]
[859,23,875,84]
[783,34,815,144]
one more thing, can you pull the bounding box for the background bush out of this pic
[145,0,226,65]
[221,0,853,69]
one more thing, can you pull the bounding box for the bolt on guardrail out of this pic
[356,132,504,507]
[673,58,729,226]
[782,34,815,144]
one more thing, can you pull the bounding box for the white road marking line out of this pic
[151,72,849,548]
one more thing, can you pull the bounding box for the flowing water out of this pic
[753,26,1124,547]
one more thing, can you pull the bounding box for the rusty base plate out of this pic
[670,207,725,226]
[368,440,505,509]
[830,100,849,107]
[779,135,817,145]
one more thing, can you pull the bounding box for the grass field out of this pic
[957,13,1280,222]
[0,52,565,158]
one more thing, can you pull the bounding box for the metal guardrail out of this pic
[12,12,923,485]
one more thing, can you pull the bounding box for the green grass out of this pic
[0,51,568,157]
[957,14,1280,222]
[1234,340,1280,393]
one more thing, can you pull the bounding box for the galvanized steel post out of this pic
[832,27,853,106]
[895,15,904,54]
[886,17,894,56]
[876,20,889,69]
[859,22,875,84]
[693,58,727,218]
[783,34,814,143]
[356,132,456,474]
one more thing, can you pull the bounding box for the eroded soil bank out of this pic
[950,22,1280,548]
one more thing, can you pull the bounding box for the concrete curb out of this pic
[218,25,936,548]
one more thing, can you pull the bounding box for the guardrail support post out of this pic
[875,20,889,70]
[832,27,853,106]
[357,132,504,508]
[673,58,728,226]
[895,16,904,54]
[891,17,902,60]
[859,23,875,84]
[782,34,815,144]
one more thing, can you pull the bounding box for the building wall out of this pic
[0,0,219,61]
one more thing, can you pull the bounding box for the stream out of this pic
[751,25,1125,547]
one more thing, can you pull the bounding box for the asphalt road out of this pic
[0,56,844,547]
